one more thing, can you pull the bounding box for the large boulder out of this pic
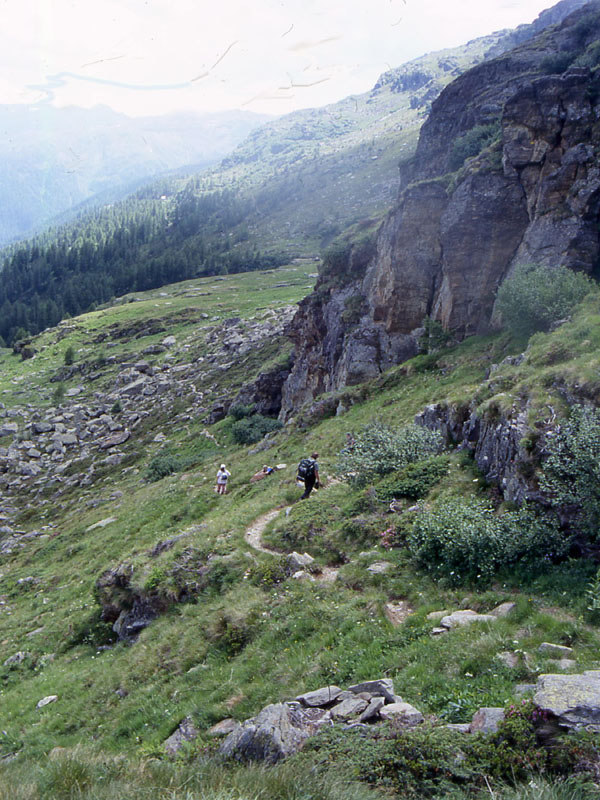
[534,670,600,730]
[219,702,326,763]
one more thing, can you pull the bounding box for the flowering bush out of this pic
[494,263,592,339]
[335,421,443,487]
[408,499,567,585]
[540,405,600,540]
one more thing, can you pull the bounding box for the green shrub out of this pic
[375,455,450,501]
[247,557,288,588]
[52,382,66,405]
[231,413,282,444]
[573,40,600,70]
[540,405,600,540]
[63,345,75,365]
[228,402,256,420]
[494,264,593,339]
[448,121,501,170]
[541,51,576,74]
[143,566,167,593]
[335,421,443,487]
[419,317,452,354]
[408,499,567,585]
[145,451,181,482]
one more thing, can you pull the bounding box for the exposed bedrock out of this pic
[281,5,600,418]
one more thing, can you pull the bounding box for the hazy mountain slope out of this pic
[0,104,270,245]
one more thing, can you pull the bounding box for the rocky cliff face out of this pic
[281,2,600,418]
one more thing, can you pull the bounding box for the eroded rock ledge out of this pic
[280,5,600,418]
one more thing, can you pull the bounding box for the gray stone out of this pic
[379,702,424,725]
[291,571,315,582]
[219,702,324,763]
[470,707,505,734]
[164,717,199,756]
[287,552,315,572]
[32,422,53,434]
[86,517,117,531]
[36,695,58,709]
[444,723,471,733]
[366,560,392,574]
[19,462,42,477]
[3,651,29,666]
[0,423,18,437]
[490,602,517,618]
[207,718,241,737]
[296,685,342,707]
[358,696,385,722]
[548,658,577,671]
[427,610,449,621]
[99,431,130,450]
[440,610,496,629]
[162,336,176,347]
[329,697,369,721]
[534,670,600,730]
[348,679,395,703]
[431,627,449,635]
[497,651,520,669]
[538,642,574,658]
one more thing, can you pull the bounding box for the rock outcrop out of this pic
[281,3,600,418]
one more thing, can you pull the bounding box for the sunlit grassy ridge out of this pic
[0,268,599,797]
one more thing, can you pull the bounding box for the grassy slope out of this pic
[0,268,599,800]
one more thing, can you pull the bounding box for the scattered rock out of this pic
[444,723,471,733]
[496,651,520,669]
[538,642,574,658]
[287,552,315,572]
[330,696,369,721]
[86,517,117,531]
[427,610,449,621]
[208,719,241,738]
[296,685,342,707]
[359,697,385,722]
[490,602,517,618]
[379,702,424,725]
[348,679,396,703]
[367,561,392,574]
[470,707,505,734]
[36,695,58,709]
[164,717,199,756]
[534,670,600,730]
[220,702,325,763]
[440,610,496,629]
[3,651,29,666]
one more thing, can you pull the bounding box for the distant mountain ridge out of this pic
[0,104,270,245]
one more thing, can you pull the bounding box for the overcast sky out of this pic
[2,0,558,117]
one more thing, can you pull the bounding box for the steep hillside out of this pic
[282,0,600,415]
[1,263,600,798]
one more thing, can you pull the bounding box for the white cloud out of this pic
[0,0,557,116]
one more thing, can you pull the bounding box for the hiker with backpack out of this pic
[215,464,231,494]
[297,452,320,499]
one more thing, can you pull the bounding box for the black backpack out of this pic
[297,458,315,480]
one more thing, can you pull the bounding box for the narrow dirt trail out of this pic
[244,508,285,554]
[244,506,339,583]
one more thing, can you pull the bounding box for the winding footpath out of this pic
[244,506,339,583]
